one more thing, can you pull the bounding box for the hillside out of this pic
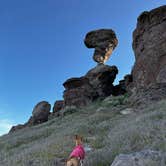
[0,95,166,166]
[1,5,166,166]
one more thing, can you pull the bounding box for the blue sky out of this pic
[0,0,165,135]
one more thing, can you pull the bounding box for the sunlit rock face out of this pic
[132,5,166,88]
[84,29,118,64]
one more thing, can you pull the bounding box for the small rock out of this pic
[84,144,93,152]
[120,108,133,115]
[96,107,107,112]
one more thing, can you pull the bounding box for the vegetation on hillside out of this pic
[0,95,166,166]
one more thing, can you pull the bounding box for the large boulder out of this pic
[63,77,95,107]
[32,101,51,124]
[85,64,118,97]
[132,5,166,88]
[111,149,165,166]
[84,29,118,64]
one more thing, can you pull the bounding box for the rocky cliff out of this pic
[132,5,166,88]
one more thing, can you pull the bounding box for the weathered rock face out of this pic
[84,29,118,64]
[63,65,118,107]
[111,150,165,166]
[129,83,166,108]
[132,5,166,88]
[113,74,133,96]
[63,77,95,107]
[85,64,118,97]
[9,124,25,133]
[53,100,64,113]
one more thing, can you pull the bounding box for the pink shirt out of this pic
[70,145,85,160]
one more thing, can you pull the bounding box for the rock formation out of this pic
[53,100,64,113]
[63,64,118,107]
[9,6,166,133]
[31,101,51,124]
[63,76,95,107]
[85,65,118,97]
[84,29,118,64]
[111,149,165,166]
[113,74,133,96]
[9,124,25,133]
[9,101,51,133]
[132,5,166,88]
[129,83,166,107]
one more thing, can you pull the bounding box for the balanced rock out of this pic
[84,29,118,64]
[32,101,51,124]
[132,5,166,88]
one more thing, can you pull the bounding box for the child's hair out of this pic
[75,135,83,141]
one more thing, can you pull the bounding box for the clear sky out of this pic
[0,0,165,135]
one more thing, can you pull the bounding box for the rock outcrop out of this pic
[84,29,118,64]
[9,101,51,133]
[63,64,118,107]
[113,74,133,96]
[63,77,95,107]
[111,149,165,166]
[129,83,166,108]
[31,101,51,124]
[85,65,118,97]
[53,100,64,113]
[132,5,166,88]
[9,124,25,133]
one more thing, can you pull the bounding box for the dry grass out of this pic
[0,95,166,166]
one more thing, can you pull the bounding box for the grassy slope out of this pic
[0,95,166,166]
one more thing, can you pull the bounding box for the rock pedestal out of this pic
[63,64,118,107]
[85,65,118,97]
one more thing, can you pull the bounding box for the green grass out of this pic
[0,95,166,166]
